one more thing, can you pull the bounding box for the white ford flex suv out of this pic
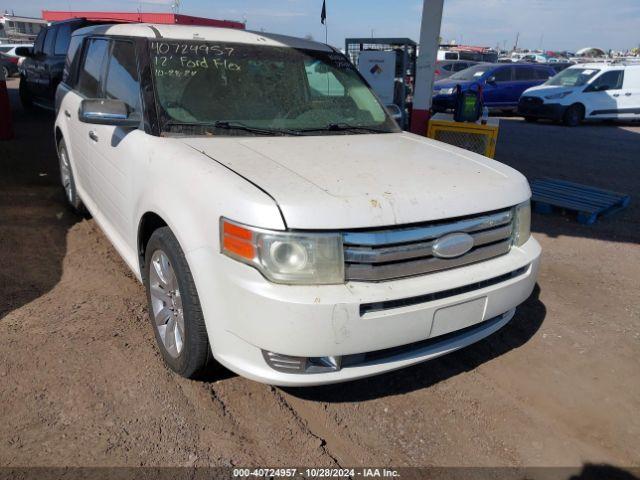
[54,24,541,386]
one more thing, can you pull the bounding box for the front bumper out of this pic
[187,237,541,386]
[431,94,456,112]
[518,99,566,120]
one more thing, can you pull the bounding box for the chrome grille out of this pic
[343,209,514,282]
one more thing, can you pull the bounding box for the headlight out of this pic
[220,218,344,285]
[513,201,531,247]
[439,87,455,95]
[544,91,572,100]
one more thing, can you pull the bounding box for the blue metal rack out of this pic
[530,178,631,225]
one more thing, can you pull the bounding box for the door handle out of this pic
[613,93,620,97]
[88,131,99,142]
[64,110,71,118]
[625,92,632,96]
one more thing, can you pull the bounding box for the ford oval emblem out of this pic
[432,232,474,259]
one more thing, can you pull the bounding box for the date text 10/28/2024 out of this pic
[232,468,401,478]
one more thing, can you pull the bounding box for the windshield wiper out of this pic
[164,121,301,136]
[295,123,390,134]
[213,121,295,136]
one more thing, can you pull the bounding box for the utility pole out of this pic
[513,32,520,52]
[410,0,444,135]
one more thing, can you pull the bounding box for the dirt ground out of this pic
[1,77,639,470]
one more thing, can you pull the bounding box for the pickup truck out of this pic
[54,23,541,386]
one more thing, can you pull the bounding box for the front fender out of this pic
[132,136,285,276]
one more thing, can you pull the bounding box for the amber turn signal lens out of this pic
[222,220,255,260]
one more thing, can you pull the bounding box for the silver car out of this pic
[435,60,484,81]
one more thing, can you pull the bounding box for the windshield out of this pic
[448,63,490,81]
[545,68,599,87]
[149,40,398,136]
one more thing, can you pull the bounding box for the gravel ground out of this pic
[1,78,639,471]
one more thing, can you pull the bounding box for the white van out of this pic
[54,23,540,386]
[518,63,640,125]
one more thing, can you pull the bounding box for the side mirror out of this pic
[79,99,140,127]
[486,76,497,85]
[14,47,33,57]
[385,103,403,122]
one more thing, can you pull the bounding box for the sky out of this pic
[2,0,639,52]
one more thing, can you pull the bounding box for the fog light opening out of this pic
[263,351,342,374]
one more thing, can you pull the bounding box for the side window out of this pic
[104,41,141,113]
[453,63,468,72]
[587,70,624,91]
[62,35,84,86]
[442,64,453,71]
[535,68,552,80]
[43,26,57,56]
[76,38,109,98]
[493,67,512,82]
[54,23,72,56]
[33,29,46,55]
[515,67,535,81]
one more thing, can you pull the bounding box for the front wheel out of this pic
[563,104,584,127]
[144,227,211,378]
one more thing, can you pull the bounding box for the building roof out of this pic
[0,14,47,24]
[73,23,334,52]
[42,11,244,30]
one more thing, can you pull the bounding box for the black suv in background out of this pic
[17,18,97,110]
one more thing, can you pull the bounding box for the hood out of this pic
[182,132,530,230]
[523,84,577,97]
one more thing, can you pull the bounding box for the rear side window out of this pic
[453,63,469,72]
[0,47,11,53]
[515,67,535,80]
[535,68,552,80]
[43,26,57,56]
[104,41,141,112]
[62,35,84,86]
[493,67,512,82]
[76,38,109,98]
[54,23,72,56]
[442,64,453,71]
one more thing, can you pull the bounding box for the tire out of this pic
[57,138,85,213]
[563,104,584,127]
[524,116,538,123]
[144,227,210,378]
[1,66,8,80]
[19,77,33,109]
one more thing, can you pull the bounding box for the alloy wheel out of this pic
[58,144,73,203]
[149,250,185,358]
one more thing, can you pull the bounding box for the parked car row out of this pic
[432,63,557,112]
[432,61,640,126]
